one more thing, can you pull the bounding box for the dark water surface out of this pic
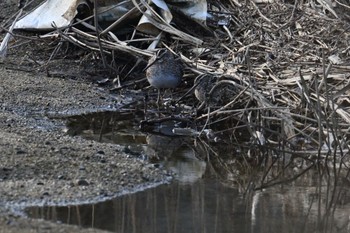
[25,177,350,233]
[25,111,350,233]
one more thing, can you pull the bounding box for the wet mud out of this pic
[0,1,172,229]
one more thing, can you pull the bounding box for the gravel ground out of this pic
[0,64,170,232]
[0,2,170,232]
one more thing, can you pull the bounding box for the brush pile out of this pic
[2,0,350,157]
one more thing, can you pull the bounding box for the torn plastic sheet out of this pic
[14,0,89,30]
[97,1,137,23]
[13,0,207,32]
[136,0,207,36]
[136,0,172,36]
[164,0,207,24]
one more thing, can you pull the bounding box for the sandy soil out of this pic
[0,1,170,232]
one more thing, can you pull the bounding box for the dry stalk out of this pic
[3,0,350,163]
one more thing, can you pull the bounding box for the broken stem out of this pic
[93,0,107,68]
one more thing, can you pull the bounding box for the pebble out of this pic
[77,179,89,186]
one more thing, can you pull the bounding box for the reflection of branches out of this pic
[254,163,315,190]
[194,138,233,180]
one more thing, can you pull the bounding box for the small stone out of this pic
[97,150,105,155]
[99,190,106,195]
[6,220,13,225]
[16,149,26,155]
[77,179,89,186]
[3,167,12,172]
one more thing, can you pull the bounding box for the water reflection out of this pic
[65,111,207,184]
[145,134,206,184]
[46,111,350,233]
[164,150,206,184]
[25,178,350,233]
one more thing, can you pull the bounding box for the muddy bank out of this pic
[0,3,171,232]
[0,64,170,232]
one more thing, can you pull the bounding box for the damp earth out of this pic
[1,1,350,233]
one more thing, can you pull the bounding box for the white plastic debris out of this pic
[136,0,207,34]
[14,0,88,30]
[166,0,207,23]
[13,0,208,33]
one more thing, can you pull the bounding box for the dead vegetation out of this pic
[1,0,350,162]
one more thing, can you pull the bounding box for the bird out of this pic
[194,74,216,103]
[194,74,238,108]
[145,49,183,106]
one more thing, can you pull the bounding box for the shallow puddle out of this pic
[25,178,350,233]
[25,111,350,233]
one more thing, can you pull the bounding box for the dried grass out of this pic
[5,0,350,161]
